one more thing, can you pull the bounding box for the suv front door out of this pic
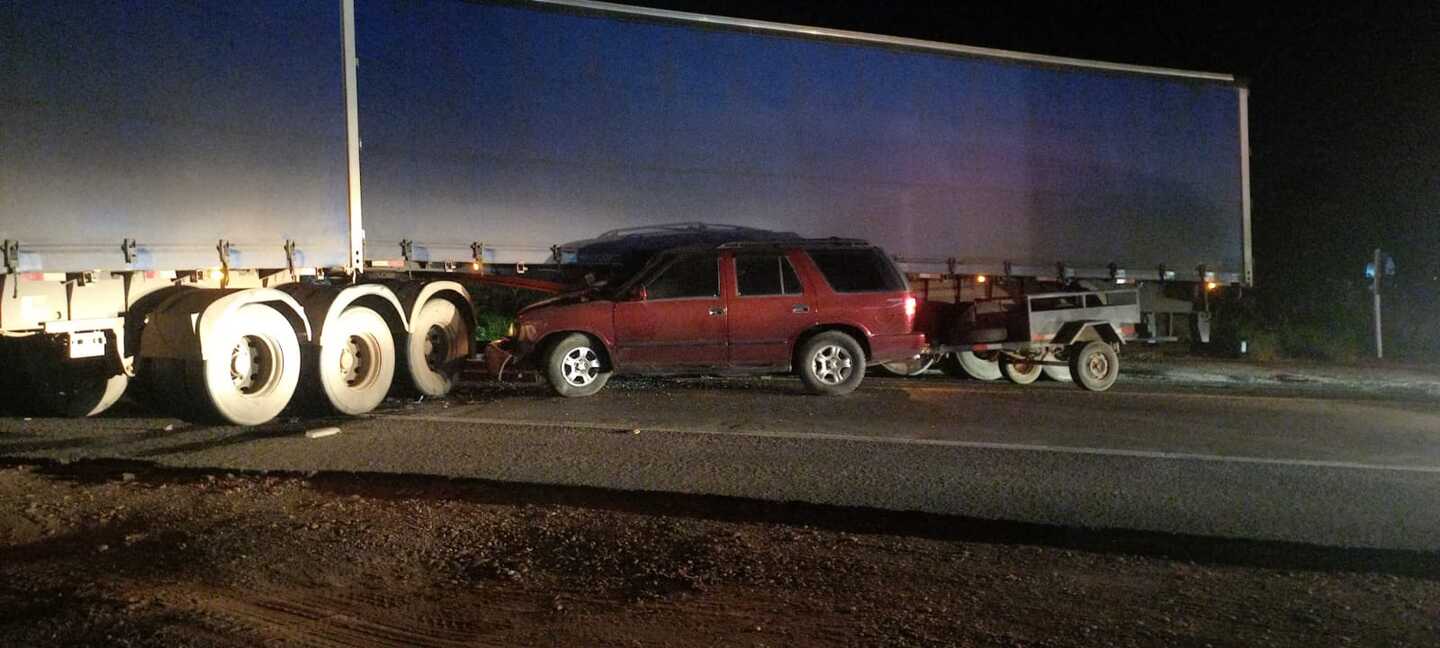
[725,250,814,369]
[612,252,728,370]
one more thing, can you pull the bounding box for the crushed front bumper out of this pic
[483,338,534,381]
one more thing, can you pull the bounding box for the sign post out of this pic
[1372,249,1383,359]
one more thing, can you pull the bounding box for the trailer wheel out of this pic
[1041,353,1073,383]
[877,353,936,377]
[1068,341,1120,392]
[797,331,866,395]
[543,333,611,398]
[194,304,302,425]
[1000,355,1042,385]
[18,348,129,417]
[316,306,395,415]
[940,351,1001,381]
[403,298,470,397]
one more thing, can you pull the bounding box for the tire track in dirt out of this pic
[169,586,510,648]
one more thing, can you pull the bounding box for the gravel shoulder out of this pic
[2,462,1436,647]
[1122,349,1440,401]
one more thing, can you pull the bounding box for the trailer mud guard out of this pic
[1049,321,1125,347]
[138,288,312,361]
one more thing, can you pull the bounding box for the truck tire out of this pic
[797,331,866,395]
[18,349,129,417]
[193,304,302,425]
[940,351,1001,381]
[402,298,470,397]
[543,333,611,397]
[0,339,18,415]
[1068,341,1120,392]
[1041,351,1073,383]
[315,306,395,415]
[877,354,936,377]
[1000,355,1042,385]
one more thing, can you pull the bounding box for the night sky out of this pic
[627,1,1440,290]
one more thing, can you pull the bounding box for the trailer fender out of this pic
[279,283,407,343]
[138,288,312,361]
[393,280,476,334]
[1050,320,1124,347]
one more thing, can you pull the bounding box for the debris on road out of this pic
[303,427,341,439]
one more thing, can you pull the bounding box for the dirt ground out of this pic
[0,462,1435,648]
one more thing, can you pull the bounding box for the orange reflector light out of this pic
[904,295,917,318]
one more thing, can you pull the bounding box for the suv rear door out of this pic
[725,250,814,369]
[803,247,913,337]
[612,252,728,369]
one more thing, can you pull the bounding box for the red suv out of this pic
[491,240,924,397]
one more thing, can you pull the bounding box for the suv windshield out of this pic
[806,248,906,293]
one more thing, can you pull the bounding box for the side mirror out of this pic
[631,285,647,301]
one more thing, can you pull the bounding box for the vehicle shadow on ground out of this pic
[458,375,811,400]
[10,458,1438,583]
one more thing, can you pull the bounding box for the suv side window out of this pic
[644,254,719,300]
[736,254,803,296]
[806,248,906,293]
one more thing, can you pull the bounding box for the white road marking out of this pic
[381,413,1440,475]
[890,383,1435,406]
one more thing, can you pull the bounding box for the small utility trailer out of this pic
[915,288,1141,392]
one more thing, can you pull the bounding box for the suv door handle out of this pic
[708,306,726,316]
[791,304,810,313]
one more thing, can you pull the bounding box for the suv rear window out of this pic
[806,248,906,293]
[736,254,803,296]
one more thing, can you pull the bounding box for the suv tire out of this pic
[544,333,611,398]
[797,331,866,396]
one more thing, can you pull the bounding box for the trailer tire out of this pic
[1041,352,1073,383]
[543,333,611,398]
[1068,341,1119,392]
[877,354,936,377]
[962,327,1008,344]
[194,304,302,426]
[315,306,395,415]
[1000,355,1042,385]
[797,331,866,395]
[134,358,193,419]
[940,351,1001,381]
[402,298,470,398]
[19,349,129,417]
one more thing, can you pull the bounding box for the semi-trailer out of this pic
[1,0,1250,423]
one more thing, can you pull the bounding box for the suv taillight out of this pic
[904,295,917,319]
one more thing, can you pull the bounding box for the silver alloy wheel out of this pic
[561,346,601,387]
[812,344,854,385]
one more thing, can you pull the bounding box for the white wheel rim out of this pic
[340,333,380,389]
[1086,351,1111,381]
[561,346,601,387]
[812,344,854,385]
[230,334,279,396]
[422,324,451,371]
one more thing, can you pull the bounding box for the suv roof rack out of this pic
[716,237,872,249]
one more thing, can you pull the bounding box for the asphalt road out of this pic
[3,369,1439,552]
